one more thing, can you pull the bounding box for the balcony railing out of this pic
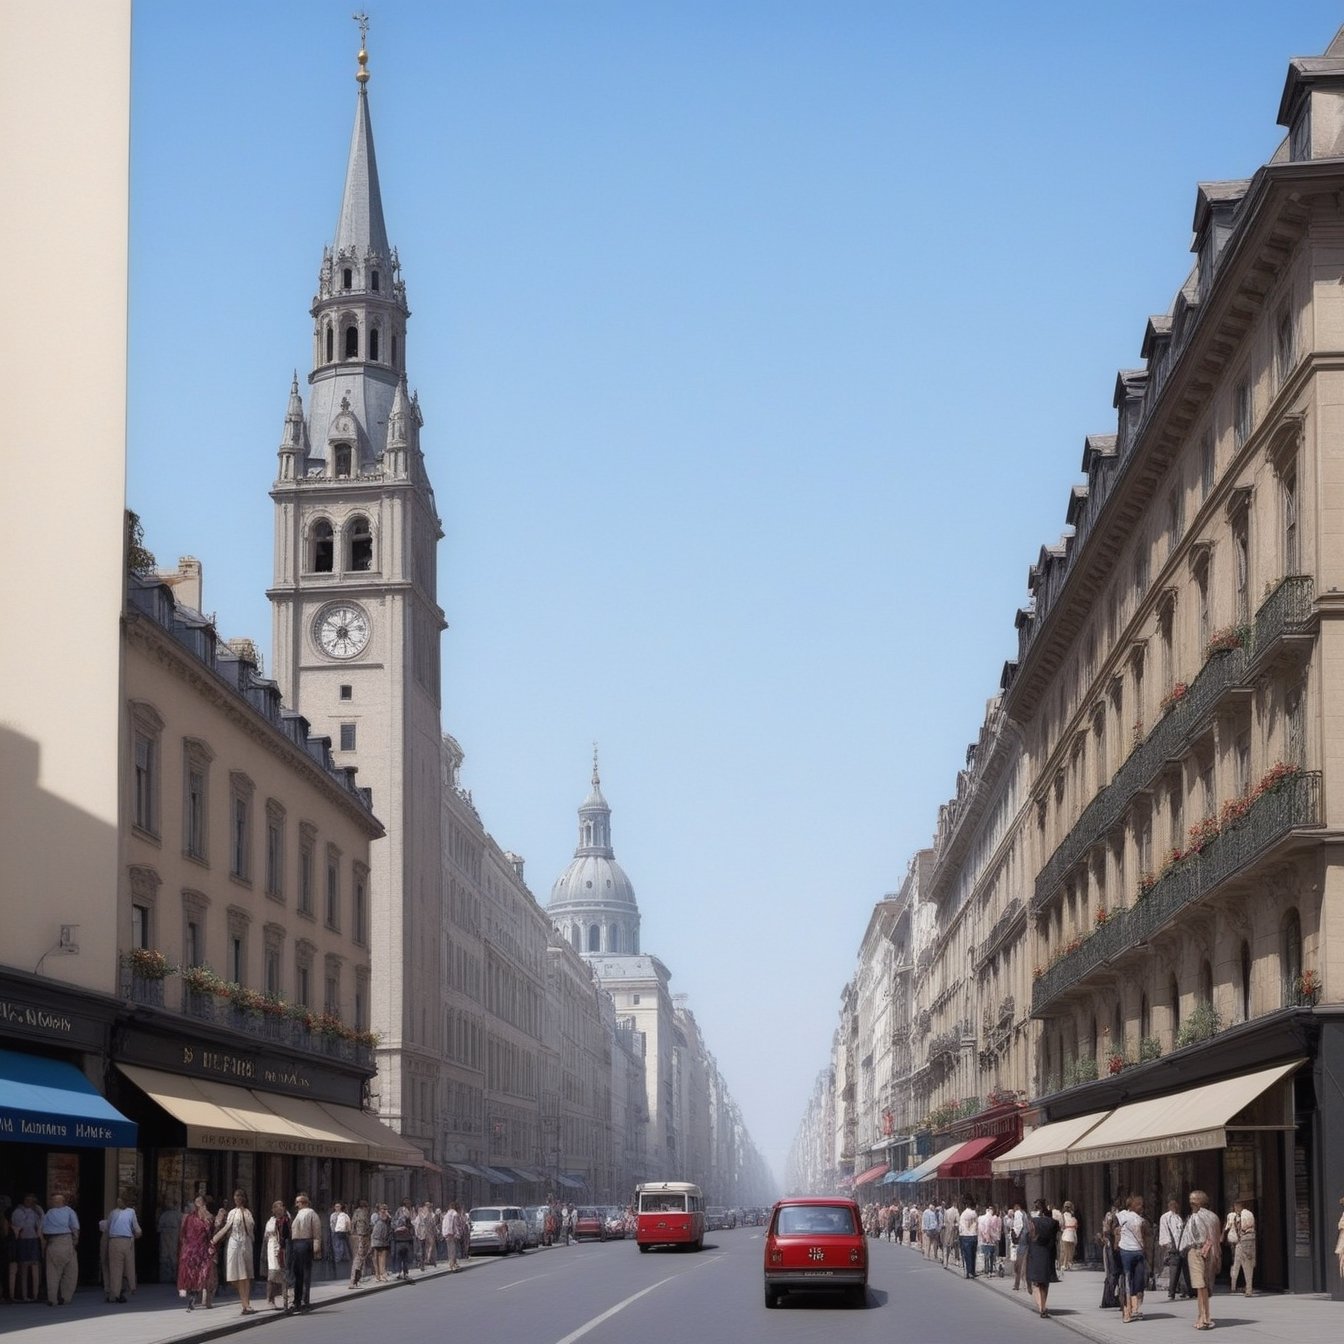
[1033,578,1315,915]
[1032,771,1321,1014]
[927,1029,961,1063]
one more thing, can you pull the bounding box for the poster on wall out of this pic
[47,1153,79,1205]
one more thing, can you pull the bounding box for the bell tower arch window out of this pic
[370,270,380,292]
[309,519,334,573]
[587,924,600,953]
[333,444,352,479]
[369,327,380,362]
[391,334,399,368]
[344,325,359,359]
[347,515,373,572]
[342,267,352,290]
[324,324,334,363]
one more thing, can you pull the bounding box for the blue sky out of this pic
[128,1,1344,1180]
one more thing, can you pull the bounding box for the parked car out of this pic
[522,1205,546,1248]
[763,1197,867,1309]
[467,1206,529,1255]
[705,1207,731,1231]
[572,1207,607,1241]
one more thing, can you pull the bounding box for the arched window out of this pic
[369,327,380,362]
[582,822,592,846]
[1169,974,1181,1035]
[1240,940,1252,1020]
[310,519,334,573]
[1112,1003,1123,1053]
[348,516,373,571]
[371,270,380,292]
[333,444,352,479]
[587,925,600,953]
[569,925,579,951]
[344,325,358,359]
[342,267,352,290]
[1199,959,1213,1005]
[1090,1013,1099,1061]
[609,925,620,954]
[1281,908,1303,1000]
[325,324,334,363]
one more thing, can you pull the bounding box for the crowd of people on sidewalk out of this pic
[856,1187,1344,1331]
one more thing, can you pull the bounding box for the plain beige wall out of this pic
[0,0,131,991]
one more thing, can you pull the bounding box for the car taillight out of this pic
[769,1250,782,1264]
[849,1248,861,1264]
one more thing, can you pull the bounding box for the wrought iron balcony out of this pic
[1032,771,1321,1015]
[927,1028,961,1063]
[1033,579,1315,915]
[176,985,374,1068]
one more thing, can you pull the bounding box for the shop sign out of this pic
[1069,1128,1225,1166]
[0,993,105,1050]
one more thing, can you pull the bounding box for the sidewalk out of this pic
[0,1248,518,1344]
[880,1238,1339,1344]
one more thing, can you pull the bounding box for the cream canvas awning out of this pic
[1064,1060,1302,1166]
[991,1110,1111,1175]
[118,1064,424,1166]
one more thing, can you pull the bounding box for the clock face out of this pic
[315,603,371,659]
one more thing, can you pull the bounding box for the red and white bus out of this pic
[634,1181,705,1252]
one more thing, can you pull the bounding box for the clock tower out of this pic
[268,30,445,1168]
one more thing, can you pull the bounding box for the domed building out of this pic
[549,754,641,956]
[549,754,677,1178]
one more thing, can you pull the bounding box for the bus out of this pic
[634,1181,705,1252]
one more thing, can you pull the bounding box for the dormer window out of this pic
[344,325,358,359]
[342,267,353,290]
[333,444,352,479]
[1291,106,1311,162]
[371,270,380,292]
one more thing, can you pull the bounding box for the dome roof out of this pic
[550,853,638,910]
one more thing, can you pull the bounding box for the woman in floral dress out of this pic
[177,1197,217,1311]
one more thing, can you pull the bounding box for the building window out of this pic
[339,722,357,752]
[1240,940,1252,1021]
[1287,683,1306,767]
[226,908,249,985]
[1132,547,1149,604]
[1233,511,1250,625]
[1169,975,1181,1035]
[325,970,340,1016]
[632,994,641,1006]
[310,519,334,573]
[369,327,380,361]
[325,845,341,930]
[1195,559,1211,653]
[348,515,373,571]
[1139,992,1150,1042]
[1234,377,1252,447]
[353,865,368,945]
[1198,958,1213,1004]
[1282,466,1299,574]
[1235,729,1252,797]
[1200,431,1215,498]
[129,702,164,838]
[1276,309,1296,385]
[298,825,316,916]
[325,324,334,362]
[370,270,379,292]
[340,684,353,700]
[265,945,281,996]
[265,801,285,900]
[1167,486,1184,549]
[131,901,151,950]
[344,325,358,359]
[391,333,399,367]
[355,972,369,1030]
[588,925,600,952]
[296,941,314,1007]
[1281,909,1303,1001]
[182,738,212,862]
[229,773,254,881]
[342,267,352,290]
[333,444,352,478]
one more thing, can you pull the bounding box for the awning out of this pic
[117,1064,424,1165]
[991,1110,1110,1174]
[489,1166,524,1182]
[555,1172,585,1189]
[0,1048,137,1148]
[896,1142,964,1184]
[854,1161,890,1185]
[446,1162,480,1176]
[477,1165,515,1184]
[880,1170,904,1185]
[1065,1060,1303,1166]
[937,1134,1013,1180]
[512,1167,546,1182]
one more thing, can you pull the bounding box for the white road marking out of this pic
[498,1260,602,1290]
[551,1255,723,1344]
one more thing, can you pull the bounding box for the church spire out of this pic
[333,18,390,264]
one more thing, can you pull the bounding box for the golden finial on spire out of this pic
[354,11,371,84]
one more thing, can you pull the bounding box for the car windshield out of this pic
[470,1208,501,1221]
[775,1206,857,1236]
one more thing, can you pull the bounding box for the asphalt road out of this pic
[254,1232,1057,1344]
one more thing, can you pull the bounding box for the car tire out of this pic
[638,1243,650,1253]
[848,1285,866,1309]
[764,1286,780,1309]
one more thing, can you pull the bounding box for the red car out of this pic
[573,1207,607,1241]
[763,1198,867,1309]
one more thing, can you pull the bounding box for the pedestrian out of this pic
[920,1202,938,1259]
[1225,1195,1256,1296]
[1158,1197,1190,1299]
[212,1189,256,1315]
[156,1202,182,1283]
[957,1196,979,1278]
[10,1194,42,1303]
[177,1195,216,1311]
[1184,1190,1221,1332]
[1115,1194,1149,1323]
[369,1203,391,1281]
[977,1203,1001,1276]
[390,1199,415,1279]
[1025,1198,1059,1318]
[441,1203,462,1272]
[329,1201,351,1273]
[103,1192,142,1302]
[942,1200,959,1266]
[1059,1200,1079,1270]
[563,1203,577,1245]
[263,1201,289,1311]
[39,1193,81,1306]
[458,1203,472,1262]
[348,1198,371,1287]
[1336,1194,1344,1279]
[414,1201,436,1270]
[1011,1202,1029,1290]
[288,1192,322,1312]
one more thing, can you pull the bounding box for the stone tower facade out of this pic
[268,37,446,1161]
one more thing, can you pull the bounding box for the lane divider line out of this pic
[551,1255,723,1344]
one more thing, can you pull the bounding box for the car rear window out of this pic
[470,1208,501,1221]
[774,1205,858,1236]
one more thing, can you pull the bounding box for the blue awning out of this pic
[880,1170,903,1184]
[555,1172,584,1189]
[0,1049,136,1148]
[478,1165,515,1184]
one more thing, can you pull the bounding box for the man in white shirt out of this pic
[977,1203,1002,1277]
[288,1193,322,1313]
[104,1195,142,1302]
[1158,1198,1190,1299]
[958,1198,980,1278]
